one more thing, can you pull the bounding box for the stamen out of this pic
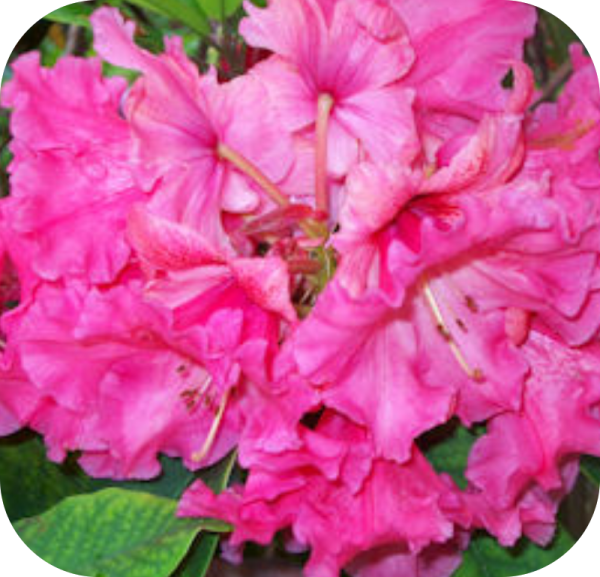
[315,93,335,214]
[422,281,484,382]
[192,388,231,463]
[529,120,595,151]
[218,143,290,209]
[196,374,213,401]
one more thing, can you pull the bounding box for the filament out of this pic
[192,388,231,463]
[422,281,484,382]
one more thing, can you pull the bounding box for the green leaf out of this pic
[420,420,482,489]
[196,0,243,20]
[581,455,600,485]
[125,0,210,36]
[0,431,196,522]
[173,451,237,577]
[45,2,95,28]
[454,525,575,577]
[14,489,228,577]
[174,535,221,577]
[0,432,94,521]
[1,434,237,577]
[539,9,580,67]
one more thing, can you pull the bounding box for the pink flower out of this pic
[0,54,142,285]
[523,45,600,344]
[242,0,418,198]
[392,0,537,118]
[465,330,600,544]
[293,60,600,462]
[1,3,598,574]
[294,108,551,461]
[180,414,466,577]
[127,205,297,327]
[91,7,295,237]
[6,281,247,478]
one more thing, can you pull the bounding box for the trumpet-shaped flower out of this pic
[91,7,295,240]
[180,414,467,577]
[242,0,419,191]
[0,54,142,285]
[294,62,600,461]
[465,330,600,544]
[6,282,248,478]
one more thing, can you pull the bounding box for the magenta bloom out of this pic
[0,54,142,285]
[293,59,600,462]
[91,7,295,236]
[466,330,600,545]
[242,0,419,198]
[5,281,249,477]
[1,4,599,577]
[180,413,467,577]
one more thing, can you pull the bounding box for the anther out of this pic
[465,295,479,313]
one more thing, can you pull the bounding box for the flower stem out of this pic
[315,93,335,214]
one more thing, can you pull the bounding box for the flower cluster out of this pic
[1,1,600,576]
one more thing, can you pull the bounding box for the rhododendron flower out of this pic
[180,414,468,577]
[5,281,247,477]
[127,205,297,327]
[242,0,419,209]
[466,330,600,544]
[1,3,599,577]
[91,7,296,239]
[293,62,600,463]
[0,54,142,285]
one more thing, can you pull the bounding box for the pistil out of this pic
[218,143,326,239]
[218,143,290,208]
[315,93,335,214]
